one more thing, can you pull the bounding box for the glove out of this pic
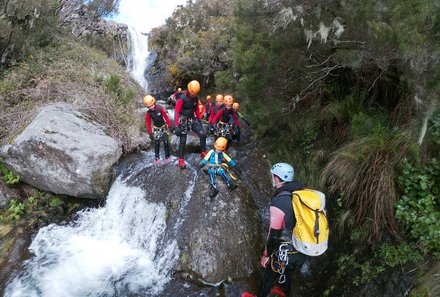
[260,255,270,268]
[148,134,154,140]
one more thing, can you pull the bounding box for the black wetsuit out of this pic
[174,91,207,158]
[258,180,308,297]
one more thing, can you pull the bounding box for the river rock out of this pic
[0,103,122,199]
[116,151,264,284]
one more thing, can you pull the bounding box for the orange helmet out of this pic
[177,87,182,92]
[206,95,212,101]
[143,95,155,107]
[187,80,200,96]
[232,102,240,111]
[214,137,228,151]
[223,95,234,105]
[215,94,223,103]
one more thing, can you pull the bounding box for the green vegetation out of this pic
[336,242,422,287]
[0,191,51,223]
[0,164,20,185]
[104,74,135,106]
[396,158,440,257]
[147,0,440,295]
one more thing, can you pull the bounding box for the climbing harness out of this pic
[152,124,169,140]
[179,116,193,134]
[221,163,238,181]
[215,121,233,138]
[271,242,298,284]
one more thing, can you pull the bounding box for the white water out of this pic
[127,26,150,91]
[5,155,181,297]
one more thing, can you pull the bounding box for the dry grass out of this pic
[0,37,145,152]
[320,132,413,239]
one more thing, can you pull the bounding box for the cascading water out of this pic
[4,153,191,297]
[127,26,150,91]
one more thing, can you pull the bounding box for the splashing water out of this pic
[5,167,179,297]
[127,26,150,91]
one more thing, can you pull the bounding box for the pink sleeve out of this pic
[269,206,286,230]
[174,99,183,126]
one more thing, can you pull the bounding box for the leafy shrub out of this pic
[337,242,422,286]
[396,158,440,257]
[0,164,20,185]
[104,74,135,106]
[6,199,25,220]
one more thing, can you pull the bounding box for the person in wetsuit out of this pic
[207,94,224,133]
[229,102,250,144]
[210,95,239,147]
[144,95,172,164]
[173,80,207,169]
[198,137,237,198]
[242,163,307,297]
[204,95,213,121]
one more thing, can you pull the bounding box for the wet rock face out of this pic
[57,0,128,65]
[116,150,265,284]
[0,103,122,199]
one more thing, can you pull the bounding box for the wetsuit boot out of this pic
[209,185,219,198]
[208,172,219,198]
[221,172,236,190]
[178,158,185,169]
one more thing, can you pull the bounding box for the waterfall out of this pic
[4,153,181,297]
[127,26,150,91]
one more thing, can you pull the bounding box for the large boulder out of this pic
[0,103,122,199]
[116,151,264,284]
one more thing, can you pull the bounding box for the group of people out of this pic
[144,80,245,198]
[144,80,327,297]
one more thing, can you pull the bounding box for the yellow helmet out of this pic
[177,87,182,92]
[223,95,234,105]
[214,137,228,151]
[143,95,155,107]
[215,94,223,103]
[187,80,200,96]
[232,102,240,111]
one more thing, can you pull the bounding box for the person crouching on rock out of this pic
[144,95,172,165]
[198,137,239,198]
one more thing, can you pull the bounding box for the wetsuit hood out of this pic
[274,180,305,196]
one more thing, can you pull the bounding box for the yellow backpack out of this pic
[291,189,329,256]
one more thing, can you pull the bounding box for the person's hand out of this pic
[260,255,270,268]
[149,134,154,141]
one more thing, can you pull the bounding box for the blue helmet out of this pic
[270,163,294,182]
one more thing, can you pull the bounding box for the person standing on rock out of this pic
[210,95,239,148]
[144,95,172,164]
[204,95,213,121]
[173,80,207,169]
[207,94,224,130]
[167,87,182,106]
[242,163,307,297]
